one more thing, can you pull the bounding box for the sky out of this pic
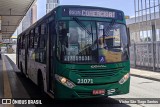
[37,0,46,20]
[60,0,135,17]
[37,0,135,19]
[14,0,135,36]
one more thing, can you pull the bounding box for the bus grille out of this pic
[74,67,124,78]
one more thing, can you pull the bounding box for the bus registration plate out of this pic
[92,89,105,95]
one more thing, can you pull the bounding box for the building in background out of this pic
[32,3,37,23]
[22,7,33,31]
[8,0,59,54]
[46,0,59,13]
[16,1,38,34]
[16,0,59,35]
[127,0,160,43]
[127,0,160,71]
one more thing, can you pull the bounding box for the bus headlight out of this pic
[119,73,130,84]
[55,74,76,88]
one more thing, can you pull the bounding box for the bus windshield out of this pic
[57,20,129,64]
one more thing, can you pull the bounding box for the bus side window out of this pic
[39,23,47,64]
[34,27,39,49]
[40,23,46,48]
[27,33,30,48]
[19,37,22,54]
[19,37,21,49]
[35,27,40,62]
[21,37,23,48]
[22,35,25,49]
[30,29,34,48]
[20,36,22,49]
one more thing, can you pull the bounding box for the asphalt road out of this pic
[111,76,160,107]
[14,74,160,107]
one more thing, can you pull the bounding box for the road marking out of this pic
[2,57,14,107]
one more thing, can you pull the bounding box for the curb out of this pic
[131,74,160,82]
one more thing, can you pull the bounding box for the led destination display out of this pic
[69,9,115,18]
[62,7,123,19]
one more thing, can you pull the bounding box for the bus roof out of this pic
[58,5,124,13]
[18,5,125,38]
[58,5,124,20]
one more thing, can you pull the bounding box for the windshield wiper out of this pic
[72,17,92,35]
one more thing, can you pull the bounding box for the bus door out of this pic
[47,20,56,94]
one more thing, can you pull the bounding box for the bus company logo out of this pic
[91,65,106,68]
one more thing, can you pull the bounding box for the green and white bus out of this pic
[17,5,130,99]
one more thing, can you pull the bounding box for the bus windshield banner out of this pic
[62,8,122,19]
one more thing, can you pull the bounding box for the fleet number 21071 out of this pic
[77,79,93,84]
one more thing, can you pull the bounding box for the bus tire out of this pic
[38,71,44,94]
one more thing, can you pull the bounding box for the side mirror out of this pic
[127,27,131,47]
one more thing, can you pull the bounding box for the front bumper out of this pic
[54,78,130,99]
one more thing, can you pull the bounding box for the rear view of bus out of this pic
[55,6,130,99]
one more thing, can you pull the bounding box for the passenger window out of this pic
[34,27,40,49]
[39,36,45,48]
[26,33,30,48]
[30,30,34,48]
[19,37,22,49]
[41,23,47,35]
[39,23,47,64]
[22,35,25,49]
[35,27,40,62]
[40,23,47,49]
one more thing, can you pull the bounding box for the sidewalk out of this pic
[4,54,20,72]
[130,68,160,81]
[5,54,16,64]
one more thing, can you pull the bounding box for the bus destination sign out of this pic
[62,8,119,18]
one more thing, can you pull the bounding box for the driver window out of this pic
[59,22,68,46]
[67,27,79,56]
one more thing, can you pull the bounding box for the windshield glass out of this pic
[57,20,129,64]
[97,22,128,63]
